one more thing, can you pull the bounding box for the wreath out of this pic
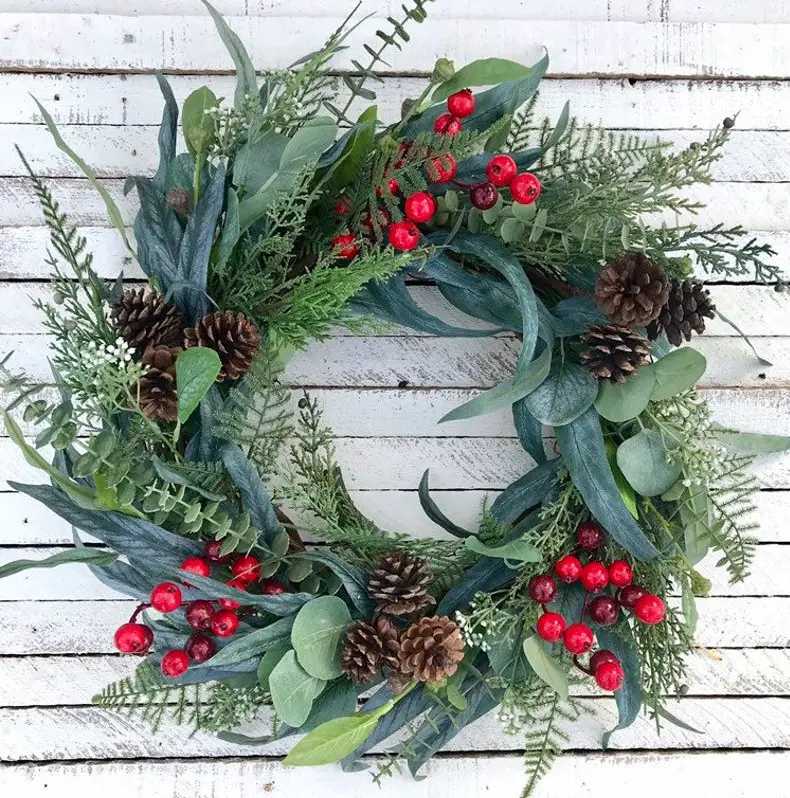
[1,3,787,795]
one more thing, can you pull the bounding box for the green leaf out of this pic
[291,596,352,680]
[215,188,240,271]
[32,98,135,259]
[465,535,541,566]
[418,469,473,539]
[523,361,598,427]
[595,366,656,422]
[713,430,790,456]
[445,681,468,712]
[153,74,179,191]
[682,579,698,635]
[499,217,526,244]
[650,348,707,401]
[269,650,326,728]
[257,645,290,690]
[432,58,536,103]
[232,130,288,194]
[522,635,569,700]
[597,628,642,748]
[605,438,638,519]
[175,348,222,423]
[182,87,218,159]
[491,459,560,524]
[283,711,382,766]
[192,617,294,669]
[617,428,682,498]
[679,485,712,566]
[0,547,118,580]
[201,0,257,108]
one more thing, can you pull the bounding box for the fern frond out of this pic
[506,94,539,152]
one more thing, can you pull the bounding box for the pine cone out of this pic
[368,551,435,617]
[340,617,401,683]
[138,345,181,422]
[399,616,464,683]
[647,281,716,346]
[184,311,262,382]
[112,287,184,355]
[580,323,650,383]
[595,253,670,327]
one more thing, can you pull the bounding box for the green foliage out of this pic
[200,682,270,733]
[175,348,222,423]
[269,650,327,727]
[291,596,352,680]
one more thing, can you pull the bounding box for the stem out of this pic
[572,655,595,676]
[129,603,151,624]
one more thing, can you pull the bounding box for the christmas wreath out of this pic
[2,2,788,795]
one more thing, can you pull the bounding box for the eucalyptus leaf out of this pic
[713,430,790,456]
[215,188,240,271]
[597,628,642,748]
[465,536,540,565]
[500,217,525,243]
[512,397,546,463]
[605,438,638,519]
[176,348,222,423]
[291,596,352,680]
[682,579,699,635]
[257,644,290,690]
[432,58,536,102]
[0,547,118,580]
[523,361,598,426]
[522,635,568,699]
[269,650,326,727]
[617,429,682,498]
[650,348,707,400]
[595,366,656,422]
[679,485,712,566]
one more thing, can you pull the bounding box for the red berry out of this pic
[331,233,360,260]
[333,197,350,215]
[388,220,421,251]
[469,181,499,210]
[404,191,437,224]
[186,633,216,664]
[634,593,666,625]
[220,577,247,610]
[150,582,182,613]
[510,172,542,204]
[212,609,240,637]
[536,612,566,643]
[261,579,288,596]
[161,649,190,678]
[231,555,261,584]
[563,623,594,654]
[428,153,457,183]
[203,539,231,565]
[576,522,603,550]
[580,562,609,592]
[185,599,215,631]
[590,649,619,672]
[376,177,399,197]
[609,560,633,588]
[555,555,583,584]
[528,575,558,605]
[447,88,475,119]
[588,596,620,626]
[434,112,463,137]
[595,660,625,691]
[180,557,210,578]
[486,154,518,187]
[617,584,647,610]
[114,623,153,654]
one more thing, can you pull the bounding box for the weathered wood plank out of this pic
[1,17,790,78]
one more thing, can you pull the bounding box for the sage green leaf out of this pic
[713,430,790,456]
[0,547,118,580]
[32,99,135,259]
[283,711,381,766]
[595,366,656,422]
[232,131,288,194]
[201,0,257,107]
[215,188,240,271]
[522,635,569,700]
[605,438,638,519]
[465,536,540,566]
[182,87,218,159]
[175,348,222,423]
[291,596,352,680]
[523,361,598,427]
[650,348,707,401]
[445,681,468,712]
[500,217,526,243]
[679,485,712,566]
[616,429,682,497]
[597,627,642,747]
[432,58,536,103]
[258,644,290,690]
[682,579,698,635]
[269,650,326,727]
[193,617,294,669]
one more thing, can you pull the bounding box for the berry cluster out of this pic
[466,154,542,212]
[113,542,287,678]
[528,521,666,692]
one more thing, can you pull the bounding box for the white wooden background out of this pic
[0,2,789,796]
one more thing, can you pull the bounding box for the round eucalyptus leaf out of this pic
[268,650,326,727]
[616,428,682,497]
[291,596,352,680]
[523,361,598,426]
[595,366,656,422]
[650,347,707,401]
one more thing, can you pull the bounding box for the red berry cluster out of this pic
[528,521,666,693]
[433,88,476,138]
[113,542,287,679]
[466,154,542,212]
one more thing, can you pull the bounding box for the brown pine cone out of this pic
[340,617,401,683]
[399,616,465,683]
[595,253,670,327]
[112,287,184,355]
[368,551,436,617]
[138,345,181,422]
[184,310,262,382]
[647,281,716,346]
[580,323,650,383]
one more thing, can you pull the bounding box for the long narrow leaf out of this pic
[418,469,473,538]
[0,547,118,580]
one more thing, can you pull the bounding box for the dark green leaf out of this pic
[176,348,222,423]
[490,459,560,524]
[418,469,473,538]
[522,635,569,699]
[523,360,598,426]
[597,628,642,748]
[153,74,178,190]
[512,397,546,463]
[432,58,537,102]
[437,558,516,615]
[556,409,659,560]
[192,616,294,669]
[182,87,218,159]
[215,188,239,271]
[465,535,540,565]
[605,438,639,519]
[550,295,609,337]
[294,551,373,616]
[0,547,118,580]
